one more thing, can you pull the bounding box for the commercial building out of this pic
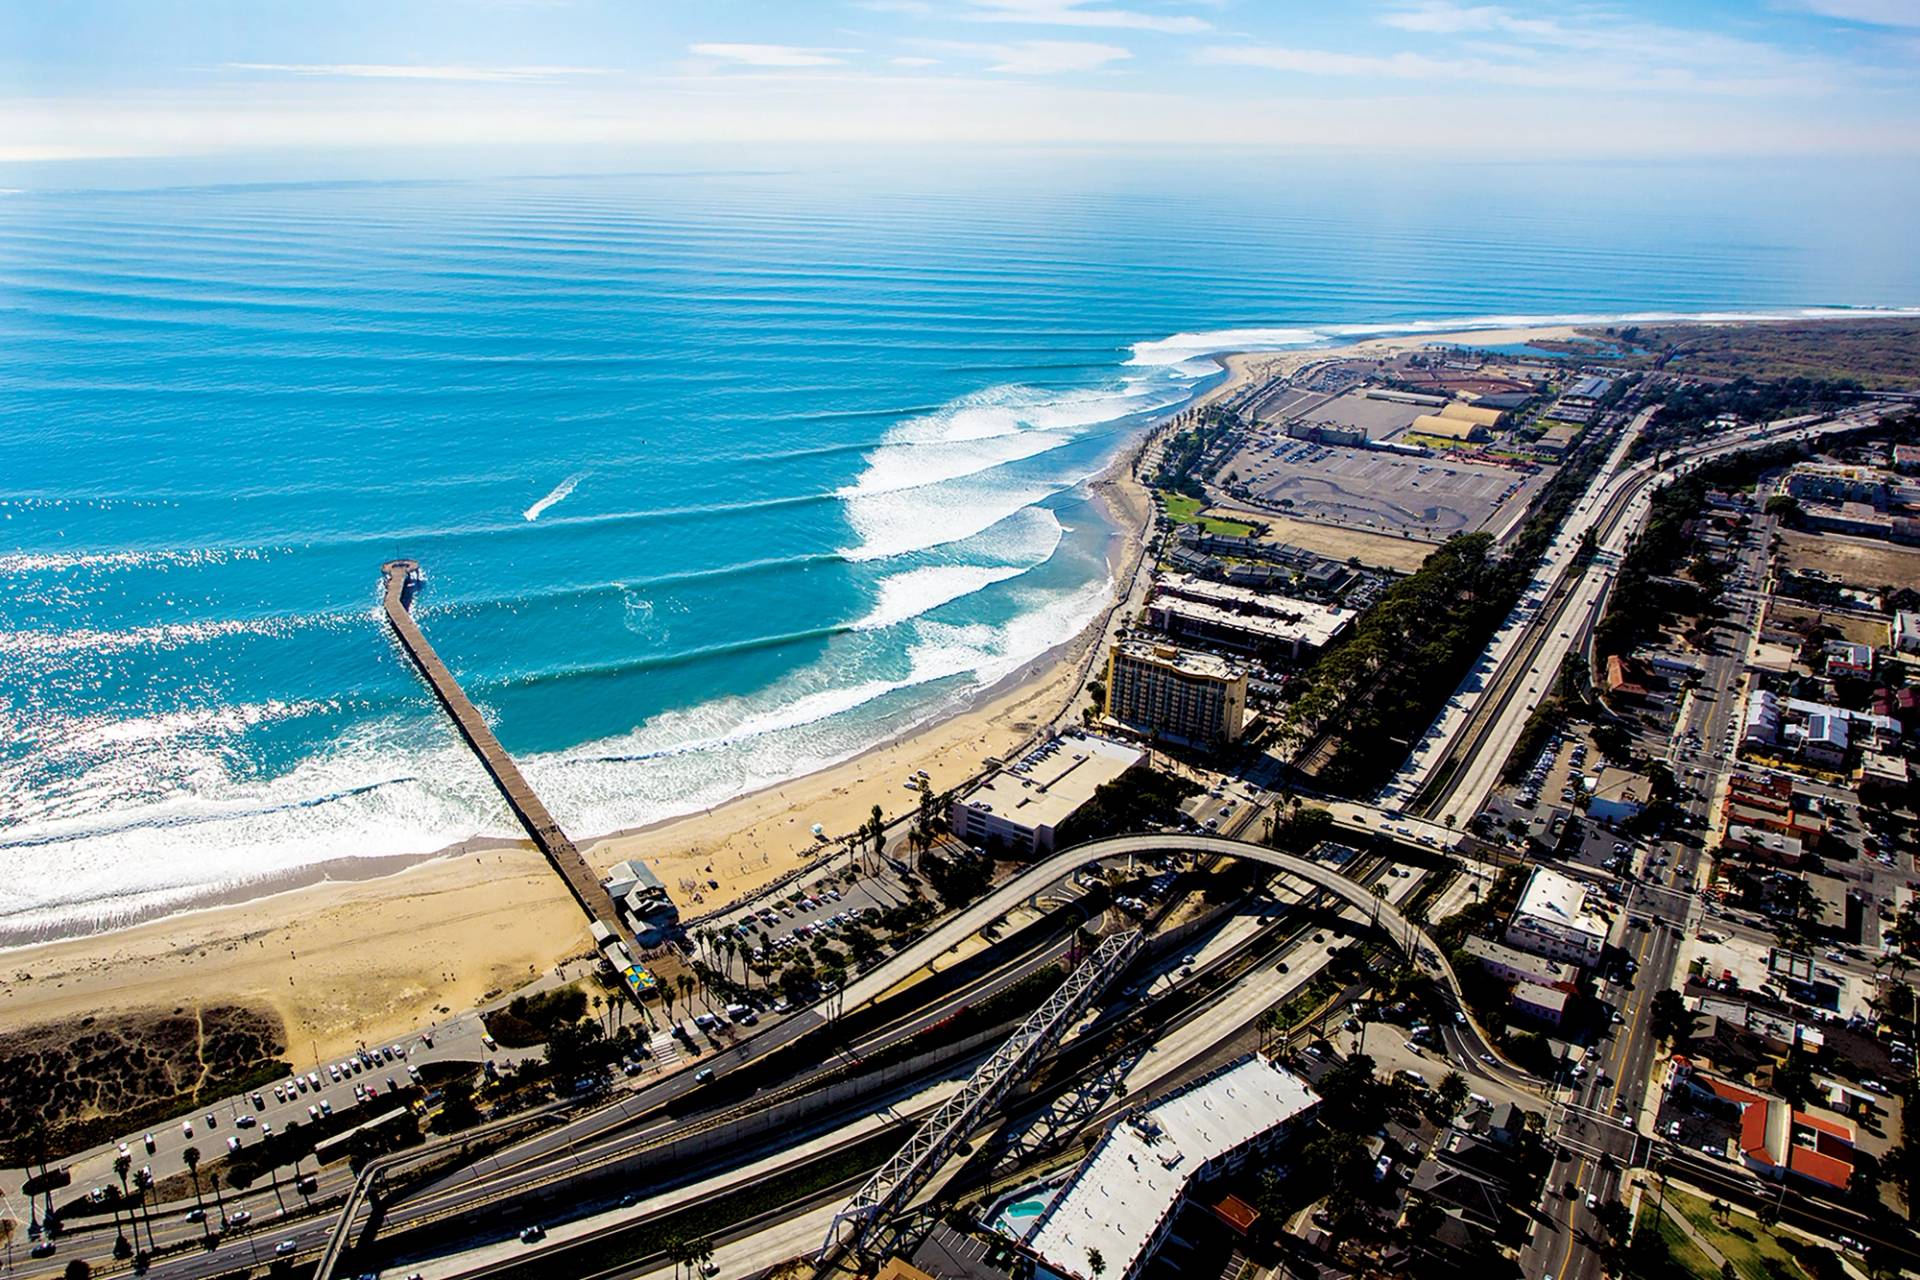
[1022,1054,1319,1280]
[949,734,1143,858]
[603,858,681,947]
[1104,640,1247,747]
[1146,574,1354,660]
[1893,610,1920,655]
[1505,866,1612,967]
[1584,765,1649,825]
[1461,936,1578,992]
[1720,772,1826,851]
[1672,1059,1855,1193]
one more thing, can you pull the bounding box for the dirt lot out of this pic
[1766,600,1890,647]
[1223,437,1527,539]
[1777,530,1920,593]
[1204,506,1436,573]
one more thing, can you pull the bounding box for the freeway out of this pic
[1399,401,1899,831]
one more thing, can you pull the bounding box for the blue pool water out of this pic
[4,151,1916,938]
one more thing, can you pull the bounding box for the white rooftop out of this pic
[956,734,1144,834]
[1150,574,1353,649]
[1512,866,1610,947]
[1026,1055,1317,1280]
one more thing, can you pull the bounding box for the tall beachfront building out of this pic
[1104,640,1247,748]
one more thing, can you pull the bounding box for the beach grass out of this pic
[1158,492,1255,536]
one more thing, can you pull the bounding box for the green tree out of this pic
[182,1145,208,1237]
[1649,989,1697,1043]
[1435,1070,1470,1119]
[110,1151,133,1255]
[1087,1246,1106,1277]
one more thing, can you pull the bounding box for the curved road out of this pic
[838,833,1533,1092]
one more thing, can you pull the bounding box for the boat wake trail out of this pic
[524,472,586,522]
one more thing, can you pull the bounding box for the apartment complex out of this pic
[1146,573,1354,660]
[1104,640,1247,747]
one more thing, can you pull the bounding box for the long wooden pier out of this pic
[380,560,629,943]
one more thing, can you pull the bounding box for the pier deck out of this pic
[380,559,629,944]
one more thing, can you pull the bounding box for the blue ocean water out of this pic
[3,152,1917,938]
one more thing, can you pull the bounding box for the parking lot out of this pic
[1223,437,1532,539]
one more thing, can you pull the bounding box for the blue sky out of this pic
[4,0,1919,161]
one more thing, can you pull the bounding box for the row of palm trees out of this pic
[96,1125,315,1263]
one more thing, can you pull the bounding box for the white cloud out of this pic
[889,56,943,67]
[1204,2,1876,98]
[1797,0,1920,26]
[1379,2,1508,33]
[947,38,1135,73]
[221,63,614,83]
[687,43,853,68]
[962,0,1210,34]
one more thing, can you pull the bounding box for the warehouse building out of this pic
[1408,413,1490,442]
[1021,1054,1319,1280]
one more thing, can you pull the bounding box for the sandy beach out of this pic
[0,318,1596,1067]
[0,436,1157,1067]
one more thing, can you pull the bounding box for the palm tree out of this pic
[261,1130,287,1214]
[208,1160,230,1229]
[869,803,885,871]
[183,1145,209,1237]
[107,1152,132,1255]
[134,1164,159,1253]
[591,994,604,1037]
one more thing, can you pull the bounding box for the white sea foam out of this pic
[524,471,586,522]
[837,376,1191,561]
[1129,306,1920,370]
[0,721,514,941]
[842,477,1070,563]
[854,564,1027,631]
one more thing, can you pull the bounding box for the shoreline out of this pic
[0,423,1161,1062]
[1,309,1847,1057]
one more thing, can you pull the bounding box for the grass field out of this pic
[1158,491,1256,536]
[1651,1187,1823,1280]
[1640,1195,1722,1278]
[1206,507,1436,573]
